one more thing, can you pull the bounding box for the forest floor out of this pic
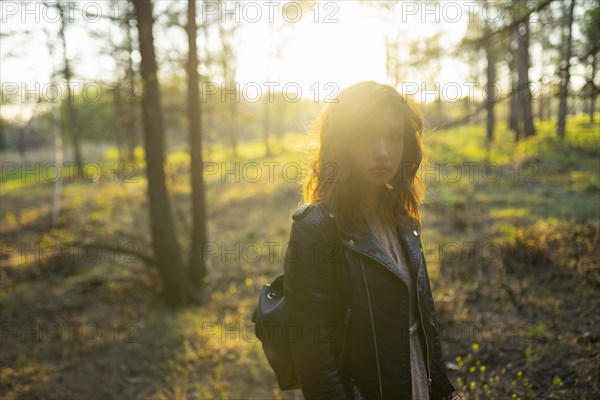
[1,115,598,399]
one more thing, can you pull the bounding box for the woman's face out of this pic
[347,103,405,188]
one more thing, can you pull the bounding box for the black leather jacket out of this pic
[283,201,456,400]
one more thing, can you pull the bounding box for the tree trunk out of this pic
[507,29,519,139]
[217,19,239,157]
[58,3,84,177]
[485,29,496,145]
[511,84,521,142]
[125,20,138,161]
[229,94,238,156]
[588,49,597,123]
[537,56,546,122]
[275,96,283,141]
[264,96,271,157]
[52,105,63,226]
[547,90,553,121]
[517,17,535,137]
[134,0,198,306]
[113,99,125,165]
[508,33,521,142]
[557,0,576,137]
[187,0,209,302]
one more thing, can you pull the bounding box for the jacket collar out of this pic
[338,216,423,282]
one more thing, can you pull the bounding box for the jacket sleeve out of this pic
[283,215,350,400]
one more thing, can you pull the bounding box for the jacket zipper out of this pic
[416,248,433,394]
[338,305,352,365]
[347,241,433,396]
[359,258,383,399]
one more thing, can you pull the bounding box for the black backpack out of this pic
[251,206,352,390]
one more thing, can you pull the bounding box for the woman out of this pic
[283,81,460,400]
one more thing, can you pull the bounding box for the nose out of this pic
[373,136,388,161]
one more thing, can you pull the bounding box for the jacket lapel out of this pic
[396,223,424,283]
[340,219,423,283]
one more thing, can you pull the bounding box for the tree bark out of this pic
[263,96,271,157]
[589,52,597,123]
[52,105,63,226]
[557,0,576,137]
[124,19,138,161]
[218,19,238,156]
[508,30,521,142]
[517,17,535,137]
[58,2,84,176]
[187,0,209,302]
[134,0,198,306]
[485,23,496,145]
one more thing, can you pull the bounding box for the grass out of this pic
[1,114,598,399]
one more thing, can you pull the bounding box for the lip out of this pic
[369,166,391,172]
[369,166,391,176]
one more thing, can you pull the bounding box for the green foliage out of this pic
[1,114,598,398]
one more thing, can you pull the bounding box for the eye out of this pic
[389,132,402,141]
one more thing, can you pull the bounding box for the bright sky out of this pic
[1,1,484,122]
[239,3,468,91]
